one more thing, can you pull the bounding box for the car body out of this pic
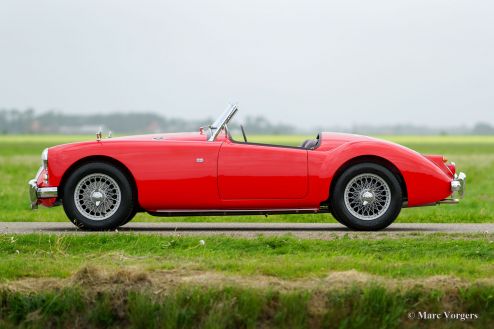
[29,105,466,230]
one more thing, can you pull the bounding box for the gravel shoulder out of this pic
[1,222,493,239]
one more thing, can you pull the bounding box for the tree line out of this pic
[0,108,493,135]
[0,109,295,135]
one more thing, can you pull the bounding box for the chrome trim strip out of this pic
[152,208,322,217]
[403,198,460,208]
[35,166,43,181]
[155,208,319,213]
[437,199,460,205]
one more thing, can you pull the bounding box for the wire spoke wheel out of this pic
[74,173,121,221]
[343,173,391,221]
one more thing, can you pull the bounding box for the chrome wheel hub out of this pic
[344,173,391,221]
[361,191,374,205]
[74,173,121,221]
[90,191,104,206]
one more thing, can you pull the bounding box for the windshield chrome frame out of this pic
[208,104,238,141]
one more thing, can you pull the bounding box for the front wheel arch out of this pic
[59,156,140,210]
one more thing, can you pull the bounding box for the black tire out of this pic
[62,162,137,230]
[329,202,347,226]
[329,205,349,226]
[330,163,402,231]
[118,208,138,227]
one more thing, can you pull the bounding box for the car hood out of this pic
[47,132,207,154]
[107,131,206,142]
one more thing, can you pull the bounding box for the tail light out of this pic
[447,162,456,175]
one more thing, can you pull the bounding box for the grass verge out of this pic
[1,283,493,329]
[0,233,493,281]
[1,233,493,328]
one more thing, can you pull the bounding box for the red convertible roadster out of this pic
[29,105,465,230]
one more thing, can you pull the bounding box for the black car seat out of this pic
[300,136,320,150]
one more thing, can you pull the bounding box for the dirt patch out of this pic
[72,266,151,286]
[2,277,62,293]
[2,267,493,295]
[323,269,377,286]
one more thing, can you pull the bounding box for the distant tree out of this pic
[472,122,494,135]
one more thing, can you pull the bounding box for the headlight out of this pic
[41,148,48,170]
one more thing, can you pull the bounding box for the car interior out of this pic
[299,135,320,149]
[216,106,320,150]
[226,124,320,150]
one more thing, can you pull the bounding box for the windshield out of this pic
[208,104,238,141]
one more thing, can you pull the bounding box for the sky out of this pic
[0,0,493,128]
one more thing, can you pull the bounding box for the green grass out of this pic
[1,284,493,329]
[0,234,493,281]
[1,232,493,328]
[0,134,493,223]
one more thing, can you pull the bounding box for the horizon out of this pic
[1,108,492,135]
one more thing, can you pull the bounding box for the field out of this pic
[0,134,493,223]
[1,134,493,328]
[1,233,493,328]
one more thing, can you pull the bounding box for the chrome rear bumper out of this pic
[437,172,466,205]
[29,179,58,209]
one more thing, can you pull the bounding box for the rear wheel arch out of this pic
[329,155,407,202]
[59,156,140,210]
[330,162,402,230]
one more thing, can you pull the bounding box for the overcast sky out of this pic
[1,0,493,127]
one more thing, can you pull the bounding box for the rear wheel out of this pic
[119,209,138,226]
[330,163,402,231]
[62,162,136,230]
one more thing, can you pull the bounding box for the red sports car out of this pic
[29,105,466,231]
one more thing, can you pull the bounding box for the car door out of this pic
[127,140,223,210]
[218,140,308,200]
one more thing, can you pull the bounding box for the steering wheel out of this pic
[240,125,248,142]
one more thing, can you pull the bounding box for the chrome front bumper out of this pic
[29,179,58,209]
[438,172,466,204]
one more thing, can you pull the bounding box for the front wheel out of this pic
[62,162,137,230]
[330,163,402,231]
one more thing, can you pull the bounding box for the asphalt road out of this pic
[1,222,493,238]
